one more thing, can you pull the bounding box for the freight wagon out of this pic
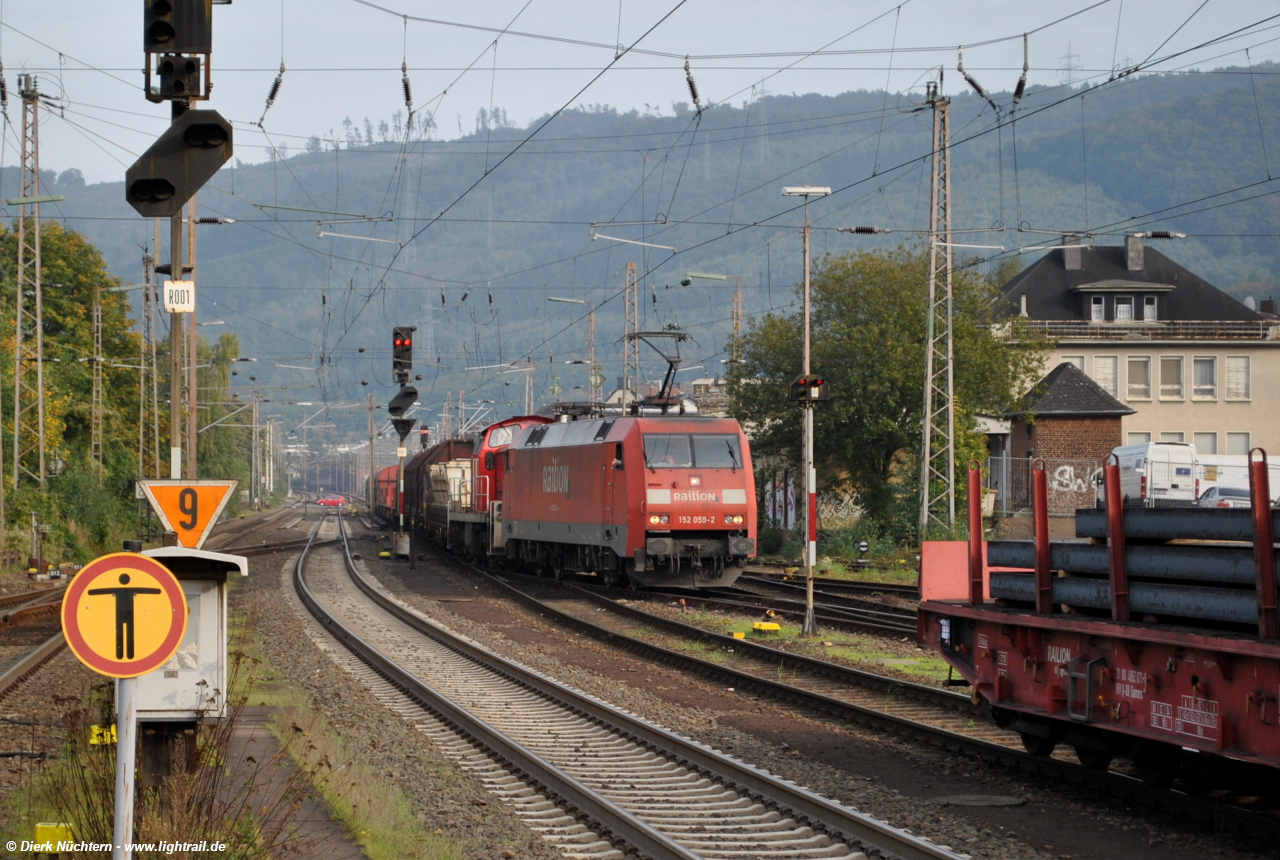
[920,455,1280,779]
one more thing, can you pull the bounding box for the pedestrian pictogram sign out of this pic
[137,479,238,549]
[62,553,188,679]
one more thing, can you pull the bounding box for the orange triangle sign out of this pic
[138,480,239,549]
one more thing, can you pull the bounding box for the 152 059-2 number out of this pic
[677,515,714,524]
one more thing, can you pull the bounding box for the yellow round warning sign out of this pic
[61,553,188,679]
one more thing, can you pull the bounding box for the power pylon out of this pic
[12,75,46,491]
[91,285,103,475]
[918,79,955,537]
[624,262,640,397]
[139,227,162,479]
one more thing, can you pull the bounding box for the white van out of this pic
[1096,442,1198,506]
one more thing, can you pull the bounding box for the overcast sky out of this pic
[2,0,1279,184]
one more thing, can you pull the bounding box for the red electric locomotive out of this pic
[501,415,756,587]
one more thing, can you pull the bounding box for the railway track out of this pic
[297,515,964,860]
[744,570,918,598]
[413,549,1280,842]
[635,584,918,638]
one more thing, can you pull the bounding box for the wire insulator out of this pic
[401,61,413,113]
[1012,73,1027,108]
[0,65,8,119]
[258,63,285,127]
[684,55,702,113]
[195,217,222,224]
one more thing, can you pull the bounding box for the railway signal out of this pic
[393,325,415,384]
[136,479,237,548]
[144,0,212,54]
[388,385,417,420]
[125,109,232,218]
[789,374,831,402]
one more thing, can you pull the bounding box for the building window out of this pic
[1090,295,1104,322]
[1192,356,1217,399]
[1115,296,1134,321]
[1159,356,1184,400]
[1093,355,1118,397]
[1128,432,1151,445]
[1193,432,1218,454]
[1127,356,1151,400]
[1226,432,1251,455]
[1226,356,1250,400]
[1160,431,1185,443]
[1061,355,1084,372]
[1143,295,1158,321]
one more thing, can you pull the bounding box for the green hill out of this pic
[6,62,1279,435]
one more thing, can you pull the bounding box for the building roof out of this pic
[1002,244,1260,321]
[1006,362,1137,419]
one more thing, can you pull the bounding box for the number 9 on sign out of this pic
[163,279,195,313]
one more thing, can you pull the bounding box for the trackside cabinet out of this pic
[137,547,247,721]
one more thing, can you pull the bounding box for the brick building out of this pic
[1006,362,1136,462]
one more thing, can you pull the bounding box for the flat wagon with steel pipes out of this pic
[919,453,1280,780]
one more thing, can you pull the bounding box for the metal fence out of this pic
[984,456,1101,517]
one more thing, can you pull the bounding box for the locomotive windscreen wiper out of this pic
[726,440,738,472]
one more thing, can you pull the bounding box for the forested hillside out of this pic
[3,62,1277,433]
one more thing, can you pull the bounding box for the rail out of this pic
[298,514,964,860]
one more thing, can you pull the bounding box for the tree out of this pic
[727,245,1047,536]
[0,221,143,558]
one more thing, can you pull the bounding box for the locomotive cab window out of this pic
[488,425,514,448]
[643,434,742,469]
[693,435,742,469]
[484,451,495,469]
[644,434,693,468]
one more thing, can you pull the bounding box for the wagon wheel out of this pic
[1073,745,1113,770]
[1019,732,1056,757]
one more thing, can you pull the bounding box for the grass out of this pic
[674,612,950,684]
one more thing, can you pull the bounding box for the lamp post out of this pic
[782,185,830,637]
[548,297,601,403]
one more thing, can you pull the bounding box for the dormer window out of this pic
[1115,296,1133,321]
[1090,295,1104,321]
[1143,295,1157,320]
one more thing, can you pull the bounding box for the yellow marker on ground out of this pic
[89,724,117,745]
[752,622,781,633]
[732,631,746,639]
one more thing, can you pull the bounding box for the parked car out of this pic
[317,495,347,507]
[1195,486,1251,508]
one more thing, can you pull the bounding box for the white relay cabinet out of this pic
[135,547,247,721]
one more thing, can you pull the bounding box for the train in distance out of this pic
[375,402,756,589]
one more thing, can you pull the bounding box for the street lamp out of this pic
[782,185,830,637]
[548,297,601,402]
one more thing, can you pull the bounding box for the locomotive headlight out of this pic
[724,515,733,524]
[661,515,670,524]
[649,515,661,525]
[732,515,744,525]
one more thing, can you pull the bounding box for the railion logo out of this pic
[542,458,570,494]
[673,490,720,502]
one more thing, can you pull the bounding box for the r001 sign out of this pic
[163,279,195,313]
